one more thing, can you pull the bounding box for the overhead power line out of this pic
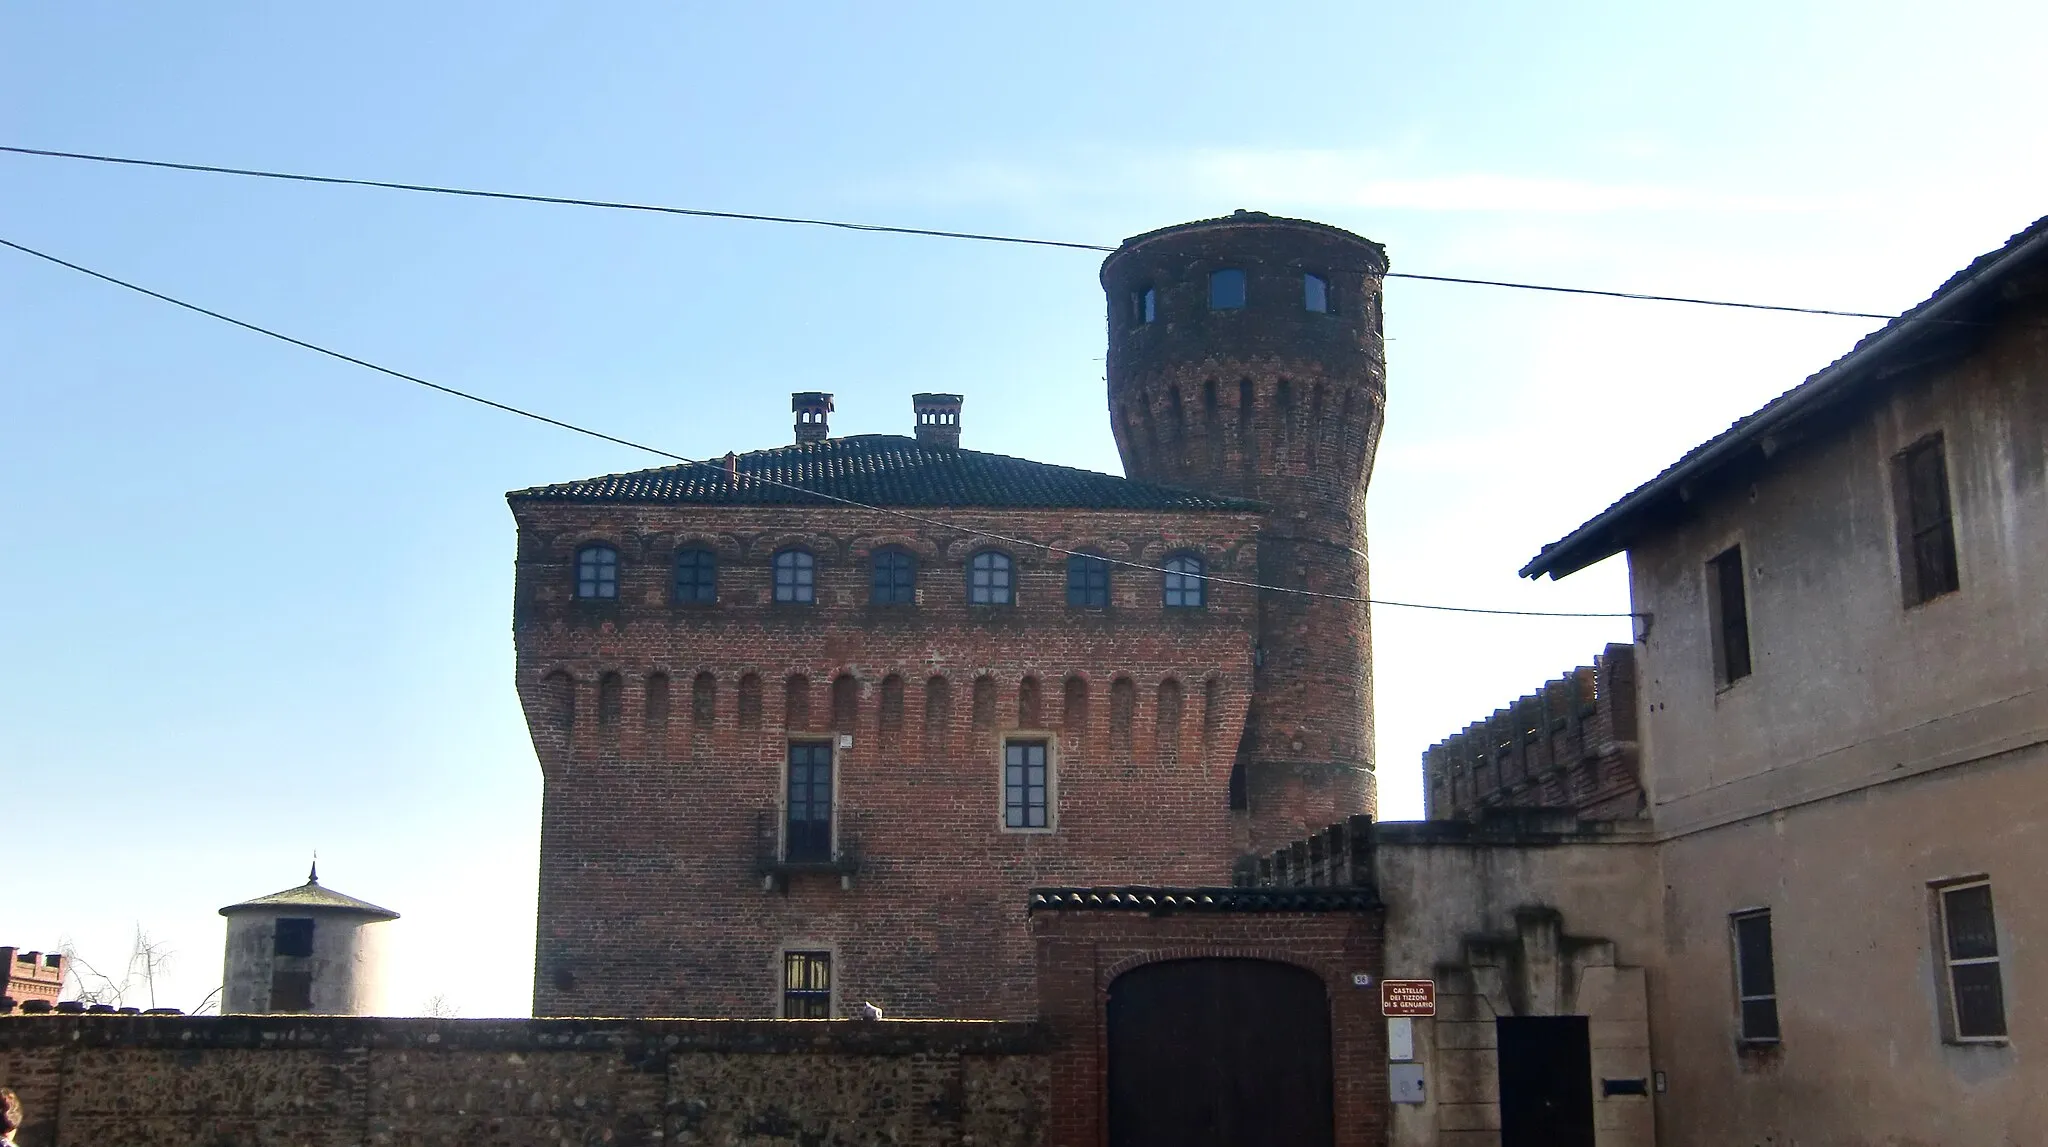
[2,143,1906,321]
[0,145,1113,253]
[0,233,1638,621]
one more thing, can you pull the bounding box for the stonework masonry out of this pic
[514,501,1262,1019]
[0,1014,1046,1147]
[1103,213,1389,848]
[0,949,64,1009]
[509,210,1392,1024]
[1031,897,1387,1147]
[1423,643,1643,822]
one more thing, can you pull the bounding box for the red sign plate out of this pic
[1381,978,1436,1017]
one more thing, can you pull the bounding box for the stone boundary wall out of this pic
[0,1015,1047,1147]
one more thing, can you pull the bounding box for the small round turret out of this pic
[219,864,398,1015]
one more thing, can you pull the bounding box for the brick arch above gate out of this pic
[1099,946,1341,998]
[1030,893,1387,1147]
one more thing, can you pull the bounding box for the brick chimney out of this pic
[792,392,834,443]
[912,393,963,449]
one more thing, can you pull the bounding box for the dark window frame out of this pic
[782,949,833,1019]
[1893,434,1961,607]
[870,547,917,606]
[1304,272,1332,313]
[1129,285,1157,326]
[1066,553,1111,608]
[772,547,816,605]
[1936,880,2007,1041]
[1706,546,1752,685]
[784,740,835,862]
[1731,909,1780,1044]
[968,550,1015,607]
[1208,268,1247,310]
[273,917,315,959]
[672,546,718,605]
[574,543,619,600]
[1163,553,1207,609]
[1003,738,1053,831]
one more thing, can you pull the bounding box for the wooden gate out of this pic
[1105,958,1334,1147]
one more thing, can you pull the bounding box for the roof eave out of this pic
[1520,222,2048,581]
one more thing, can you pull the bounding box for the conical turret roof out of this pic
[219,864,399,920]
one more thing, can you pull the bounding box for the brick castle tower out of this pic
[1100,211,1387,850]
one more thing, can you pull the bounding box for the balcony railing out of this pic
[754,807,863,892]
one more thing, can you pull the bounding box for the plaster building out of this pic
[218,866,399,1016]
[1252,212,2047,1147]
[1377,211,2048,1146]
[1522,211,2046,1146]
[510,211,1388,1019]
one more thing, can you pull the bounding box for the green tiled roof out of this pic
[508,434,1261,512]
[219,879,399,920]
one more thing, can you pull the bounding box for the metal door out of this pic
[1497,1015,1595,1147]
[1106,958,1334,1147]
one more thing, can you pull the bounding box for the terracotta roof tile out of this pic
[508,434,1260,512]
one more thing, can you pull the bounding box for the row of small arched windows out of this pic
[573,545,1208,609]
[1126,269,1337,326]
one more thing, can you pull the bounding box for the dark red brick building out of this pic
[510,211,1389,1019]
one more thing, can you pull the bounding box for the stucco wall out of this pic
[1627,298,2048,835]
[1651,742,2046,1146]
[222,913,393,1016]
[0,1014,1046,1147]
[1624,286,2048,1144]
[1372,821,1661,1147]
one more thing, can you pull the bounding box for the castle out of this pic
[509,210,1387,1019]
[3,212,2038,1147]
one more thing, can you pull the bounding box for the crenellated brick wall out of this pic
[1421,643,1642,822]
[512,500,1264,1020]
[0,1014,1046,1147]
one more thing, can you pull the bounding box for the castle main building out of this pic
[510,211,1388,1018]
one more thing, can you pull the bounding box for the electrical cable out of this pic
[0,233,1640,620]
[1,144,1911,321]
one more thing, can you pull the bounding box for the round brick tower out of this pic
[1101,210,1387,852]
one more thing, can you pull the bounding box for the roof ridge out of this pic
[507,434,1264,512]
[1521,210,2048,579]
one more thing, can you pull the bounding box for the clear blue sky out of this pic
[5,1,2044,1017]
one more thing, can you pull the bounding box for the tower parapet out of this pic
[1101,210,1388,849]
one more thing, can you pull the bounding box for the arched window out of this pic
[673,547,717,605]
[968,551,1014,606]
[1304,272,1331,313]
[1164,553,1206,608]
[871,548,916,605]
[773,548,815,604]
[1066,553,1110,608]
[1209,268,1247,310]
[575,544,619,599]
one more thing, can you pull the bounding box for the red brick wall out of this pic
[1102,214,1389,848]
[1031,902,1387,1147]
[1423,643,1644,822]
[512,500,1263,1019]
